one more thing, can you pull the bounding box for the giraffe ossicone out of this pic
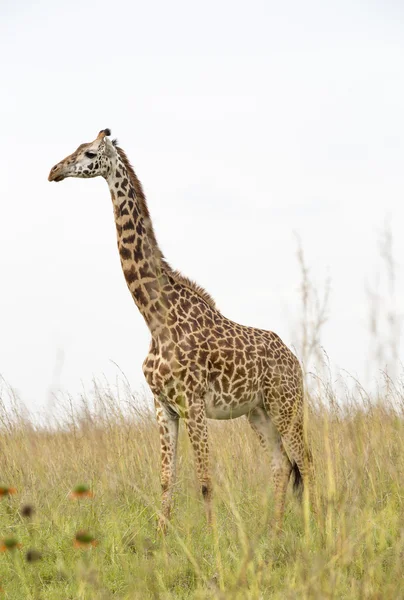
[49,129,315,533]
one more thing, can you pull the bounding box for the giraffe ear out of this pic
[104,136,116,157]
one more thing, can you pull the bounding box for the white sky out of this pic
[1,0,404,414]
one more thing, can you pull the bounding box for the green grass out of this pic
[0,385,403,599]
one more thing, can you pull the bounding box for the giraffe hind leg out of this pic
[283,422,317,515]
[247,407,293,531]
[263,385,316,516]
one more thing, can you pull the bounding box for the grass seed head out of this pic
[25,549,42,563]
[20,504,35,518]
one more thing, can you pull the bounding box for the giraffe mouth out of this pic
[48,163,67,182]
[48,170,66,182]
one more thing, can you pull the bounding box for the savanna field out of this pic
[0,376,403,600]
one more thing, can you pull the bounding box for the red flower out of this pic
[74,531,98,549]
[0,487,17,497]
[0,538,21,552]
[70,484,93,499]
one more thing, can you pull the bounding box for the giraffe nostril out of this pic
[51,164,58,171]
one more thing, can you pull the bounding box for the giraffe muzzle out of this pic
[48,163,66,182]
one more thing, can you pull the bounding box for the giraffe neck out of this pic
[106,151,172,331]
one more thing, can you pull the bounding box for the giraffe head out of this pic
[48,129,116,182]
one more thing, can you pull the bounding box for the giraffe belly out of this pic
[204,390,263,420]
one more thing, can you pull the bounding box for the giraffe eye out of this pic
[85,151,97,159]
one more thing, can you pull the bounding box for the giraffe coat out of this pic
[49,129,314,533]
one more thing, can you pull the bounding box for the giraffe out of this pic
[48,129,314,533]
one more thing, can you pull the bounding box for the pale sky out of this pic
[1,0,404,414]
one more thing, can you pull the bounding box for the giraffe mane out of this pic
[115,145,217,310]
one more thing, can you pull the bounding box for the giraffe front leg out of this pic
[154,397,179,534]
[184,401,212,526]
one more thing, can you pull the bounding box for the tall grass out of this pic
[0,376,403,599]
[1,225,402,598]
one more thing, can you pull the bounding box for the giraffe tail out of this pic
[292,462,303,498]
